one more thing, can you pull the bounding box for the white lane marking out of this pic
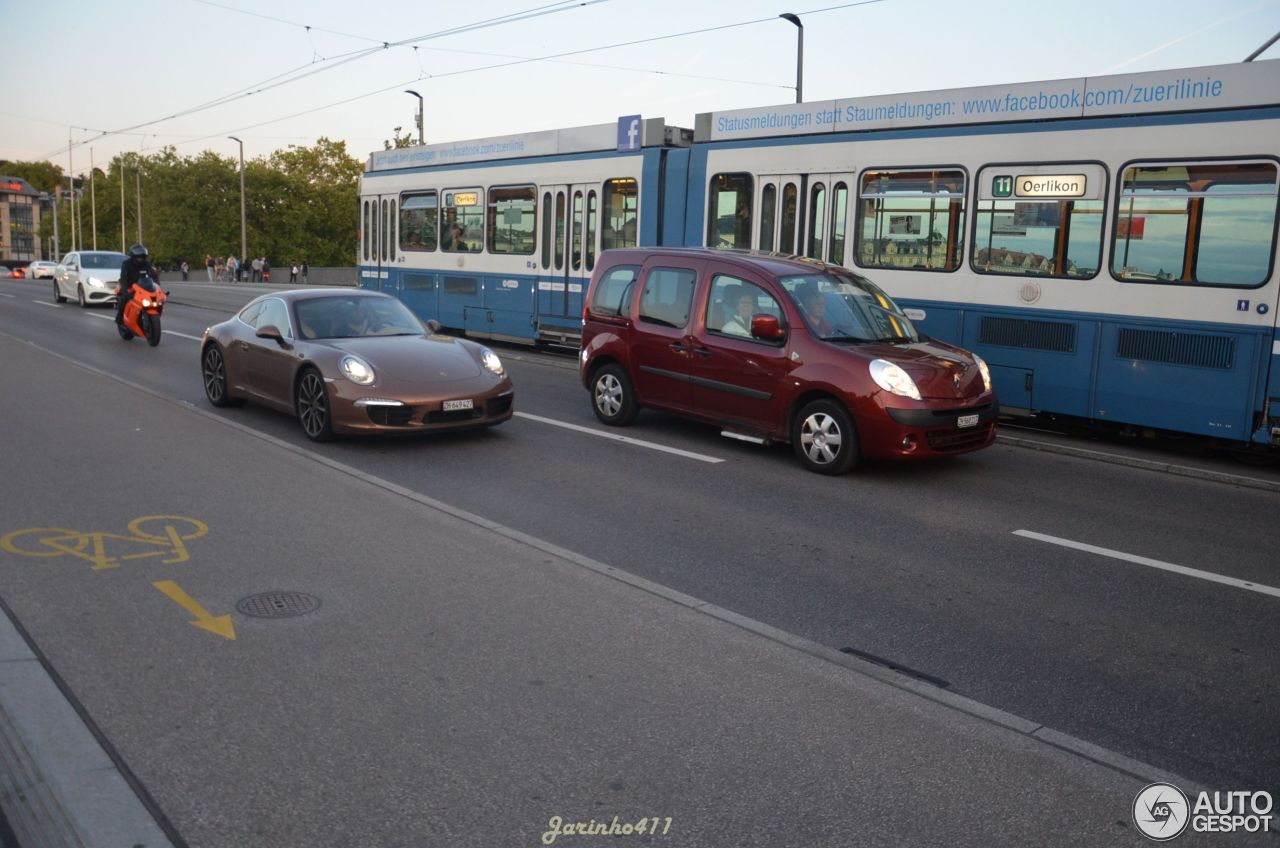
[1013,529,1280,599]
[33,300,60,308]
[0,292,14,298]
[514,411,725,464]
[84,312,201,340]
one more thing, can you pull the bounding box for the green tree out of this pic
[383,127,415,150]
[0,160,64,194]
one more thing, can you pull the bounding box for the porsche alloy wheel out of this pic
[296,368,334,442]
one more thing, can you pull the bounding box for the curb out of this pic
[998,433,1280,494]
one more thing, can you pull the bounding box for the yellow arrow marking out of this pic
[152,580,236,640]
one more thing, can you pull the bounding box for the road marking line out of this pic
[84,312,201,340]
[33,300,60,308]
[0,292,14,298]
[514,411,725,464]
[1013,529,1280,599]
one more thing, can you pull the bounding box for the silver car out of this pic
[25,260,58,280]
[53,251,128,307]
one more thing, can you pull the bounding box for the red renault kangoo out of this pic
[579,248,998,474]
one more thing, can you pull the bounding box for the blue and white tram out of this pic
[359,59,1280,447]
[358,119,690,345]
[687,59,1280,446]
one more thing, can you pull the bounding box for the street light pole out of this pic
[404,90,424,144]
[90,147,97,250]
[119,158,126,252]
[228,137,247,266]
[779,13,803,104]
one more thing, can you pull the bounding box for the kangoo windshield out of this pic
[780,270,920,344]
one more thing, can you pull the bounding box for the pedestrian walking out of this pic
[181,260,189,281]
[262,259,271,283]
[290,263,299,284]
[215,257,225,282]
[252,257,262,282]
[205,253,213,282]
[301,261,308,284]
[227,255,239,285]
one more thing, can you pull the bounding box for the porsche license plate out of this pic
[443,399,474,411]
[957,413,979,428]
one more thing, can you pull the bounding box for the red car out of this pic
[580,248,997,474]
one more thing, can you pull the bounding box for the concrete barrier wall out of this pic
[158,267,358,286]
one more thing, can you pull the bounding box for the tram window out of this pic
[541,192,552,270]
[488,185,536,255]
[780,184,798,254]
[602,178,638,249]
[856,169,965,271]
[399,192,438,252]
[807,183,826,260]
[1112,161,1278,287]
[586,190,598,271]
[555,191,566,270]
[572,191,584,270]
[381,200,390,262]
[362,200,370,262]
[829,182,848,264]
[973,165,1104,279]
[639,267,696,329]
[708,172,753,249]
[442,188,484,254]
[760,183,777,252]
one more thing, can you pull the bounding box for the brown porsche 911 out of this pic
[200,290,514,441]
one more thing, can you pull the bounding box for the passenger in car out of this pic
[721,287,755,337]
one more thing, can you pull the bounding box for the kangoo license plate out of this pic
[957,413,979,428]
[443,399,474,411]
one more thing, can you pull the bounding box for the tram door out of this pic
[361,194,396,292]
[756,176,802,255]
[800,174,851,266]
[538,184,598,328]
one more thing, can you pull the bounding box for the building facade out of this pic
[0,176,43,263]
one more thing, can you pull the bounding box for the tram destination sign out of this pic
[981,165,1105,201]
[991,174,1088,198]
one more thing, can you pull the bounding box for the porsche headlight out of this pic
[340,355,375,385]
[973,353,992,393]
[869,359,922,401]
[480,347,504,376]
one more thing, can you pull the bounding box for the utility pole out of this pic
[67,129,76,251]
[404,90,424,144]
[135,168,143,244]
[90,148,97,250]
[779,13,804,104]
[119,158,126,252]
[229,137,247,267]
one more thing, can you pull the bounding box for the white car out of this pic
[53,251,128,307]
[25,260,58,280]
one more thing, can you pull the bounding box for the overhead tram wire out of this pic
[144,0,891,154]
[40,0,601,160]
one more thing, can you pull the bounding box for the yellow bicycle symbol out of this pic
[0,515,208,571]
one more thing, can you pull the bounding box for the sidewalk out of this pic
[0,333,1239,847]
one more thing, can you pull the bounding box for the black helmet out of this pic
[129,243,149,259]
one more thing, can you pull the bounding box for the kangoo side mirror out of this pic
[750,314,785,341]
[425,319,442,333]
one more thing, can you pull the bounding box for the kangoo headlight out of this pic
[481,347,504,375]
[973,354,992,393]
[869,359,922,401]
[340,355,375,385]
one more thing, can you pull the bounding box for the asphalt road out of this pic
[1,276,1276,805]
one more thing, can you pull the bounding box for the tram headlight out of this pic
[869,359,921,401]
[340,355,376,385]
[481,347,504,376]
[973,354,992,393]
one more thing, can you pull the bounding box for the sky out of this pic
[3,0,1279,171]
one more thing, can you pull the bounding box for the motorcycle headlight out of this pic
[973,354,992,393]
[340,355,375,385]
[869,359,922,401]
[480,347,504,376]
[141,298,153,308]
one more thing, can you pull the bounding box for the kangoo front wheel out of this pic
[590,364,639,426]
[792,399,859,475]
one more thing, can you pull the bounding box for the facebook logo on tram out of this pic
[617,115,643,151]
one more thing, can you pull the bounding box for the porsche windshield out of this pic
[295,296,425,340]
[779,271,919,343]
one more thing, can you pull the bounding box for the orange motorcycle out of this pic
[115,275,167,346]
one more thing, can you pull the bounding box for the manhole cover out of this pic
[236,591,320,618]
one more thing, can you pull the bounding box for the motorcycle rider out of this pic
[115,244,156,325]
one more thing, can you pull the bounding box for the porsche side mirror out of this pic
[256,325,290,347]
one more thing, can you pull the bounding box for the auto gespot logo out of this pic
[1133,783,1274,841]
